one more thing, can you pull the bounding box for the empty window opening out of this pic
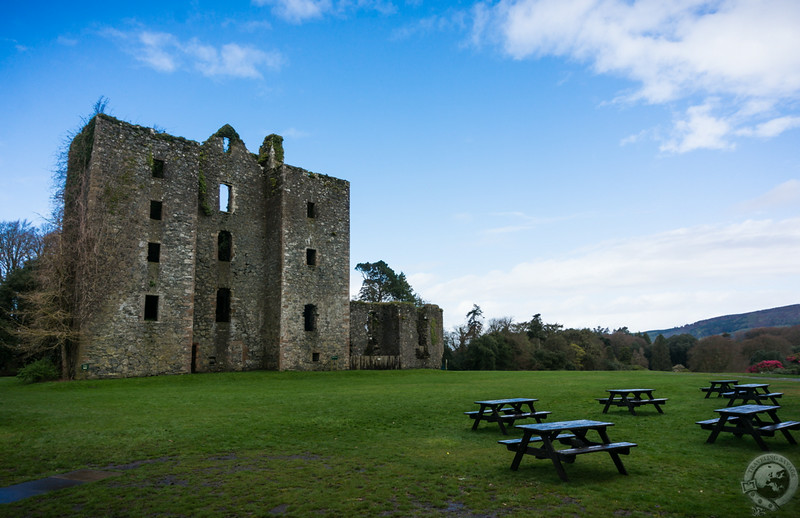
[307,202,316,218]
[306,248,317,266]
[150,200,163,220]
[222,137,231,152]
[147,242,161,263]
[152,159,165,178]
[219,184,232,213]
[216,288,231,322]
[304,304,317,332]
[144,295,159,321]
[218,231,232,262]
[312,352,320,362]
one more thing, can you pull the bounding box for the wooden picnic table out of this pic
[722,383,783,407]
[597,389,667,415]
[696,404,800,451]
[466,398,550,435]
[701,379,739,398]
[498,419,637,481]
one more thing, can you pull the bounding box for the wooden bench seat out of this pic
[722,392,782,399]
[596,397,667,406]
[696,418,720,430]
[696,417,745,430]
[498,411,550,421]
[759,421,800,434]
[497,434,576,451]
[557,442,637,460]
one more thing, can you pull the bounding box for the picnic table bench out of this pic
[499,419,636,481]
[466,398,550,435]
[597,389,667,415]
[700,379,738,398]
[721,383,782,407]
[696,404,800,451]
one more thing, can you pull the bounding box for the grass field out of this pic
[2,369,800,517]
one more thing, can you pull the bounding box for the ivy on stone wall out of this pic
[211,124,244,153]
[259,134,284,167]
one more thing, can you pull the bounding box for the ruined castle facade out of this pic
[66,115,442,379]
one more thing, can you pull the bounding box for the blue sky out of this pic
[2,0,799,332]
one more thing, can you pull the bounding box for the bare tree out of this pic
[0,220,43,282]
[17,102,119,379]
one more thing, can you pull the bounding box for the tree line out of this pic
[442,305,800,374]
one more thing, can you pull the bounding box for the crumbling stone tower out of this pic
[66,115,350,378]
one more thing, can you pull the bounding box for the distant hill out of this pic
[645,304,800,340]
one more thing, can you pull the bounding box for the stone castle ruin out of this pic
[66,115,442,378]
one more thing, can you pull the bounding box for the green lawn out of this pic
[2,369,800,517]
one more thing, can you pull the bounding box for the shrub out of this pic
[16,359,60,384]
[746,359,784,374]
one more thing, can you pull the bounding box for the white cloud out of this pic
[108,29,283,79]
[736,116,800,139]
[186,40,283,78]
[660,101,734,153]
[138,31,180,72]
[472,0,800,153]
[415,217,800,330]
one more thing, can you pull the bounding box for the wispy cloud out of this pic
[281,127,311,138]
[391,10,468,40]
[472,0,800,153]
[254,0,396,24]
[740,180,800,212]
[415,217,800,330]
[482,211,574,235]
[105,29,283,78]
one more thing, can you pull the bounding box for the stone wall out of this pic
[72,115,200,378]
[275,165,351,371]
[190,127,273,373]
[349,302,444,370]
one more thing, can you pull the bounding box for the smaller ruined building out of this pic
[65,115,442,378]
[349,302,444,370]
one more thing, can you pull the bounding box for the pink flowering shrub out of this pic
[786,353,800,365]
[746,360,784,373]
